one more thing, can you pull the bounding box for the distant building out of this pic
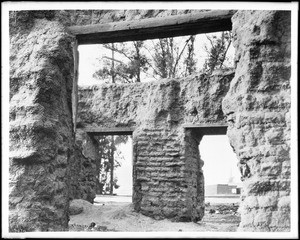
[205,184,241,196]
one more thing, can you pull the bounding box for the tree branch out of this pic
[219,32,232,69]
[173,35,193,77]
[103,44,133,61]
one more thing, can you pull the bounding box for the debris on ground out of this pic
[69,223,117,232]
[69,200,241,232]
[205,203,239,215]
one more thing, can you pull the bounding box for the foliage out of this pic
[95,135,128,195]
[184,35,197,76]
[93,32,233,83]
[93,42,149,83]
[202,31,233,74]
[151,36,196,78]
[93,35,198,82]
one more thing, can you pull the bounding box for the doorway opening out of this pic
[199,135,242,203]
[88,133,133,205]
[184,125,241,225]
[198,133,241,225]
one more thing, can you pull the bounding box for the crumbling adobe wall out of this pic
[9,18,74,231]
[78,70,233,128]
[222,10,291,231]
[69,129,99,203]
[7,9,216,232]
[77,70,234,221]
[183,129,205,221]
[9,9,209,31]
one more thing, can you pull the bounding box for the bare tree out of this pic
[202,31,233,74]
[93,41,148,83]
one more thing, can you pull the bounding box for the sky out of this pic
[114,138,133,196]
[200,135,241,186]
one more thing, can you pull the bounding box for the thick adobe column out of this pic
[223,10,291,231]
[9,17,74,231]
[132,127,190,221]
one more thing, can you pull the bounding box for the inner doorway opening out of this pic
[90,133,133,205]
[199,135,242,201]
[199,134,242,224]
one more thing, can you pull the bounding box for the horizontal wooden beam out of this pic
[82,127,134,135]
[182,123,228,128]
[183,123,228,135]
[68,10,237,45]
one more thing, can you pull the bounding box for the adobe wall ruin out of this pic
[76,70,234,221]
[222,10,291,231]
[8,10,291,232]
[70,129,99,203]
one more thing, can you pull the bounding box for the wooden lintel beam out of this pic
[183,123,228,135]
[82,127,134,136]
[182,123,228,128]
[68,10,237,45]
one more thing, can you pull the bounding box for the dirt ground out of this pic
[69,197,240,232]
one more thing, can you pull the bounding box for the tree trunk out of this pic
[111,43,115,83]
[134,41,141,82]
[110,135,115,194]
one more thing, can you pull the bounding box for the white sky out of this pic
[200,135,241,186]
[114,138,133,196]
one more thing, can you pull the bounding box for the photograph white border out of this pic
[1,1,298,239]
